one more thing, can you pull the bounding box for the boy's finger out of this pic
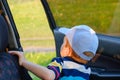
[8,51,17,55]
[9,51,22,53]
[8,51,17,54]
[8,51,22,55]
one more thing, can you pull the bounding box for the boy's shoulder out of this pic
[52,57,84,65]
[52,57,73,61]
[51,57,73,64]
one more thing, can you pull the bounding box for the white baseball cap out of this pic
[59,25,98,60]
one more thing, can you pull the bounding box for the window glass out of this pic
[7,0,55,63]
[8,0,56,79]
[47,0,120,36]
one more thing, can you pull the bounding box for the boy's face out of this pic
[60,36,71,57]
[60,37,88,64]
[60,37,89,64]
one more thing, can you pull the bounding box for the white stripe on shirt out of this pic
[63,61,91,74]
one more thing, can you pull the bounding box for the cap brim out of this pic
[59,27,70,35]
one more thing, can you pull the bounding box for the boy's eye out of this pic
[83,52,94,57]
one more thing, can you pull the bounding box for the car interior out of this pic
[0,0,120,80]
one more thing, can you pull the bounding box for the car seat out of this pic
[0,15,32,80]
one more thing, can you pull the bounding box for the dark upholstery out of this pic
[0,52,21,80]
[0,15,8,52]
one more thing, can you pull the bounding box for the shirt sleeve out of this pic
[47,57,63,80]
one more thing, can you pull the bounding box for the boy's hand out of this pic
[8,51,26,66]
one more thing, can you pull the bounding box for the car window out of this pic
[47,0,120,37]
[7,0,55,59]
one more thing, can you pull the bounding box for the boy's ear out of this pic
[65,47,70,54]
[63,37,73,56]
[64,45,72,56]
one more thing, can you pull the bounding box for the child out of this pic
[9,25,98,80]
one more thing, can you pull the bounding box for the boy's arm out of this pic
[9,51,55,80]
[22,61,55,80]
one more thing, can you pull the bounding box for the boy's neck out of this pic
[71,55,88,64]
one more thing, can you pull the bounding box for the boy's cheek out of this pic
[60,49,66,57]
[61,48,69,57]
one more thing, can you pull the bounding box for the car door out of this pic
[41,0,120,80]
